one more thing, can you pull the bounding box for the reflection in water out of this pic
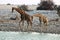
[0,31,60,40]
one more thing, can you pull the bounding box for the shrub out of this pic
[18,5,28,11]
[37,1,54,10]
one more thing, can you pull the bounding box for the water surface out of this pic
[0,31,60,40]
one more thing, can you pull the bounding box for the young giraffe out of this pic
[33,13,48,26]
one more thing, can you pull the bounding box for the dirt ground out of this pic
[0,18,60,34]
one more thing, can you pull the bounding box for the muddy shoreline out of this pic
[0,19,60,34]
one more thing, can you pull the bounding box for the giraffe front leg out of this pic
[28,21,32,31]
[22,20,24,26]
[27,21,29,30]
[19,20,23,31]
[39,18,42,27]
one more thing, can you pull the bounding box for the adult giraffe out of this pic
[12,7,33,30]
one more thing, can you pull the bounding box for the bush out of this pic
[57,6,60,11]
[6,3,11,5]
[18,5,28,11]
[57,5,60,16]
[37,1,54,10]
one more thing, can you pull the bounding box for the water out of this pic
[0,31,60,40]
[27,10,59,20]
[0,9,59,20]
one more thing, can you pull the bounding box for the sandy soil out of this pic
[0,18,60,34]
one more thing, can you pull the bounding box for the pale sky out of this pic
[0,0,60,5]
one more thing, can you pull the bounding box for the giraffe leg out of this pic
[28,21,32,31]
[19,20,23,30]
[27,21,29,30]
[39,18,42,26]
[19,20,22,26]
[22,20,24,26]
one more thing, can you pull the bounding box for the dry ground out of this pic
[0,18,60,34]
